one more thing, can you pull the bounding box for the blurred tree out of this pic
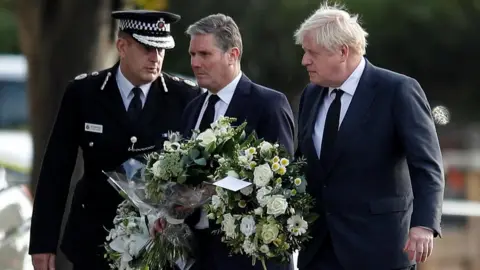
[0,0,20,53]
[15,0,125,269]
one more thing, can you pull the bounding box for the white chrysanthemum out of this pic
[280,158,290,167]
[294,178,302,186]
[222,214,237,239]
[287,215,308,236]
[242,239,256,255]
[211,195,224,212]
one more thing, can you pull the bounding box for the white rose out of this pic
[240,185,253,196]
[227,170,240,179]
[259,244,270,254]
[259,141,273,157]
[253,163,273,187]
[256,186,272,207]
[197,129,217,147]
[266,195,288,217]
[240,215,256,237]
[261,223,279,244]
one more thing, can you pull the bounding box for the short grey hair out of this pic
[186,14,243,60]
[294,3,368,55]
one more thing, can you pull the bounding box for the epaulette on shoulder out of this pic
[163,72,198,88]
[72,69,111,90]
[73,70,102,81]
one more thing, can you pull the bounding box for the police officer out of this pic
[29,10,202,270]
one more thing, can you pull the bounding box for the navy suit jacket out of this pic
[296,60,444,270]
[181,74,295,270]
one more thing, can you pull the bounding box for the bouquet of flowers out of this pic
[103,117,250,270]
[205,138,318,269]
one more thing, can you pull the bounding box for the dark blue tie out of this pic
[127,87,142,121]
[320,89,343,163]
[199,94,220,131]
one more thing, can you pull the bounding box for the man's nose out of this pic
[191,55,200,68]
[148,48,161,61]
[301,54,311,66]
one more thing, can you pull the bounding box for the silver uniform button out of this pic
[89,142,94,147]
[130,136,137,144]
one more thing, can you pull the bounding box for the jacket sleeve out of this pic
[29,81,81,254]
[257,93,295,156]
[393,78,444,237]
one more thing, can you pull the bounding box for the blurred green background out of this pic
[1,0,480,269]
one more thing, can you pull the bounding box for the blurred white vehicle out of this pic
[0,130,33,270]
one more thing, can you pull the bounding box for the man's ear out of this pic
[339,44,349,61]
[228,47,240,64]
[117,38,128,59]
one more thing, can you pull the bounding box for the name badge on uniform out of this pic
[85,123,103,133]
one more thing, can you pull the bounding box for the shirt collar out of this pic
[206,71,242,105]
[328,57,366,96]
[116,66,152,98]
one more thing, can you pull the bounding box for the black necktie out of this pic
[127,87,142,121]
[320,89,344,163]
[199,94,220,131]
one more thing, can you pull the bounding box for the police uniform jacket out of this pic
[28,63,202,264]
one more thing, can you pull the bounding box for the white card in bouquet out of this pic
[213,176,252,192]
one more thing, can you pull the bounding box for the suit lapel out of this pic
[325,60,379,176]
[98,64,132,131]
[224,75,252,124]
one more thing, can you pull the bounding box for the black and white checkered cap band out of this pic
[119,19,170,35]
[119,19,175,49]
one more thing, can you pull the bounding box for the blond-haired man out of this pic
[294,3,444,270]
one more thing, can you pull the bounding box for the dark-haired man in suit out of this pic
[181,13,295,270]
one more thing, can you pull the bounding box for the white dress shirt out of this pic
[115,66,152,110]
[313,57,366,157]
[194,72,242,130]
[194,71,242,229]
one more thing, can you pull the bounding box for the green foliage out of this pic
[0,0,20,53]
[4,0,480,120]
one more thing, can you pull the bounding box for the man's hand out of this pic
[32,253,55,270]
[404,227,434,263]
